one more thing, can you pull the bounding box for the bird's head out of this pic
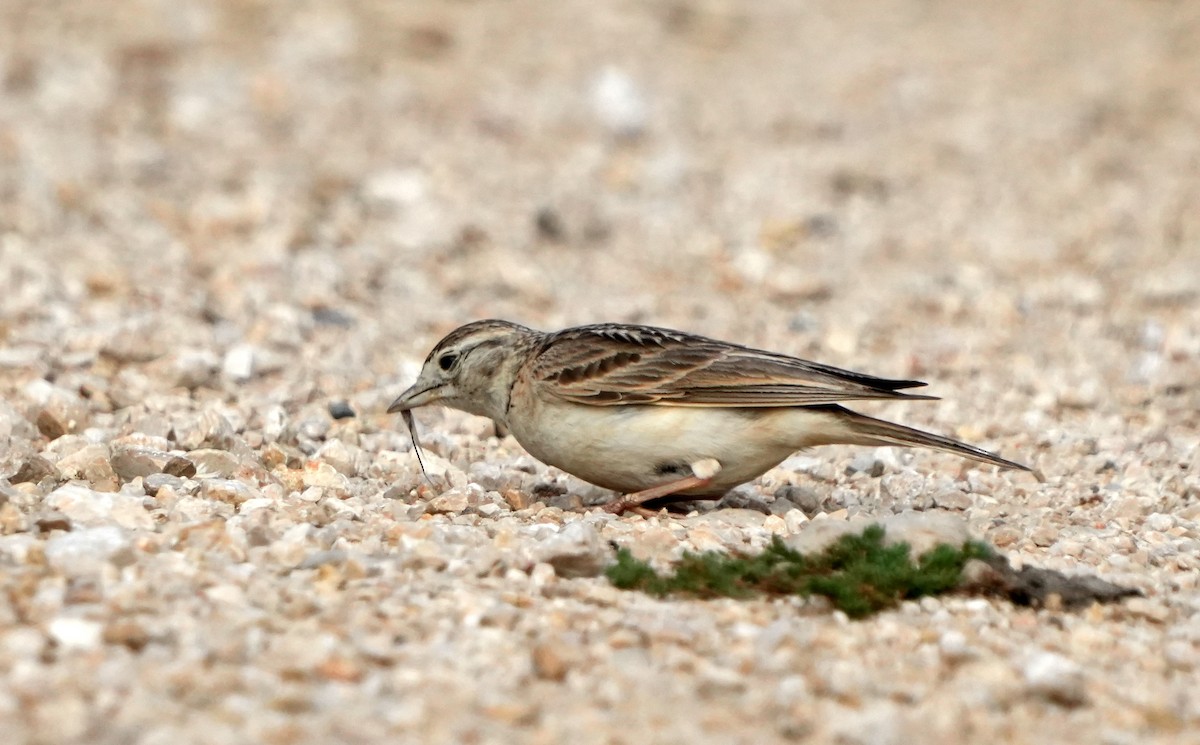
[387,319,538,423]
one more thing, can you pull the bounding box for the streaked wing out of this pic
[527,324,935,408]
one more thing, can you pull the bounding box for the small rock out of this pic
[188,448,241,478]
[881,472,929,509]
[297,550,348,570]
[688,525,729,552]
[223,344,257,382]
[296,418,331,441]
[11,455,60,485]
[35,512,72,533]
[301,461,350,496]
[24,380,88,439]
[1022,651,1087,707]
[0,345,43,368]
[989,526,1022,547]
[44,483,154,529]
[1145,513,1174,532]
[47,617,104,652]
[880,512,971,555]
[534,208,567,242]
[103,619,152,651]
[783,509,809,534]
[172,349,220,389]
[939,630,974,662]
[774,485,824,516]
[262,406,288,443]
[171,410,236,451]
[932,489,973,511]
[201,479,259,505]
[1122,597,1170,624]
[530,521,611,578]
[763,514,787,534]
[44,526,135,574]
[163,456,197,478]
[1030,524,1058,547]
[591,66,647,138]
[110,445,177,480]
[315,439,358,477]
[143,472,186,495]
[101,325,164,363]
[53,444,119,492]
[328,401,355,419]
[531,641,571,681]
[427,488,470,514]
[784,519,860,555]
[36,408,71,440]
[845,452,885,477]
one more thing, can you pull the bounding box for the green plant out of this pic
[606,525,993,618]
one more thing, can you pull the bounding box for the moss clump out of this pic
[606,525,993,619]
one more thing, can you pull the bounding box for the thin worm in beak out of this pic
[401,409,431,484]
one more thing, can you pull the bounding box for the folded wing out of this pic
[529,324,935,407]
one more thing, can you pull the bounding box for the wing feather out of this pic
[528,324,935,408]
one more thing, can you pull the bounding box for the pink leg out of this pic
[603,459,722,516]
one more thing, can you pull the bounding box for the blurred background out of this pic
[0,0,1197,436]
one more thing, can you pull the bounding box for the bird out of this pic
[388,320,1029,515]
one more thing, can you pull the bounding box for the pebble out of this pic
[932,488,973,511]
[1022,652,1087,707]
[43,526,134,574]
[426,489,470,514]
[53,444,119,492]
[301,461,351,496]
[43,483,154,529]
[774,484,824,516]
[10,454,60,485]
[110,444,192,480]
[591,67,647,138]
[188,449,242,478]
[201,479,260,505]
[223,344,257,382]
[524,520,612,578]
[47,617,104,652]
[172,349,220,389]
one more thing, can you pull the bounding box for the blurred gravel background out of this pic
[1,1,1198,743]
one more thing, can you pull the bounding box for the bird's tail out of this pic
[816,405,1030,471]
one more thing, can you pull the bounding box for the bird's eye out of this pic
[437,352,458,371]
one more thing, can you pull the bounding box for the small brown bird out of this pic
[389,320,1029,514]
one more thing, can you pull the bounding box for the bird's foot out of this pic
[602,458,722,516]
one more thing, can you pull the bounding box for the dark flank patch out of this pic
[654,461,689,476]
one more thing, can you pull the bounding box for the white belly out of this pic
[506,400,835,496]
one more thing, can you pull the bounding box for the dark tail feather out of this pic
[826,406,1031,471]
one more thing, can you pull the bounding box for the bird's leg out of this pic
[603,458,722,516]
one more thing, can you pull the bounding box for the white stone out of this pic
[44,527,133,574]
[783,509,809,534]
[47,617,103,652]
[529,521,611,578]
[44,483,154,529]
[1023,651,1087,706]
[591,67,647,137]
[222,344,256,382]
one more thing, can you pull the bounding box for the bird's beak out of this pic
[386,381,444,413]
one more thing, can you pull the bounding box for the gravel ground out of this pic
[1,1,1198,743]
